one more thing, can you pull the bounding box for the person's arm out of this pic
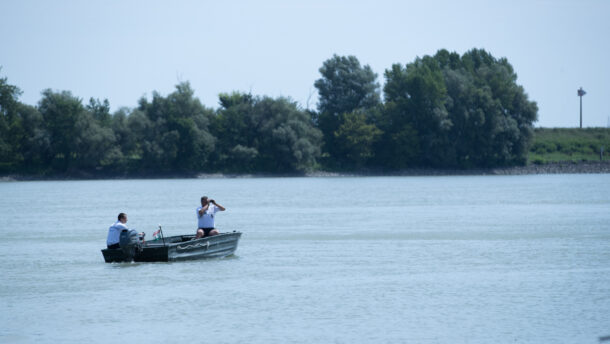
[198,203,210,217]
[210,200,225,211]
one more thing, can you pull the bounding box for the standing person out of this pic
[107,213,129,249]
[195,196,226,239]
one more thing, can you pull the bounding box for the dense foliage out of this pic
[379,49,538,168]
[213,92,321,173]
[313,54,382,168]
[0,49,541,176]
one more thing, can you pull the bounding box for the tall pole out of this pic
[577,87,586,129]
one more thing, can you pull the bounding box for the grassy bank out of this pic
[529,128,610,164]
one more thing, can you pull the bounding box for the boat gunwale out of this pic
[142,231,241,248]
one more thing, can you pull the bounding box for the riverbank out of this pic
[2,161,609,181]
[304,161,610,177]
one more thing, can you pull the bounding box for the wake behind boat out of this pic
[101,230,242,263]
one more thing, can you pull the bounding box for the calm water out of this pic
[0,174,609,343]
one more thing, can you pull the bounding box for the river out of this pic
[0,174,609,343]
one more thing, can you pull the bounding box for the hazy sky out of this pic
[1,0,608,127]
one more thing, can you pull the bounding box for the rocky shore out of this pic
[480,161,610,176]
[306,161,610,177]
[1,161,609,181]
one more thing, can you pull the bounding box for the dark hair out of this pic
[118,213,127,221]
[201,196,208,202]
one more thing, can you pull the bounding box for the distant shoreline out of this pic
[2,161,609,182]
[304,161,610,177]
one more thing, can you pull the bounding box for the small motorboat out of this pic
[101,229,242,263]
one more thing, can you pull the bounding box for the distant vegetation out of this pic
[529,128,609,164]
[1,48,544,176]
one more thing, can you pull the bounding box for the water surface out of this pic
[0,174,609,343]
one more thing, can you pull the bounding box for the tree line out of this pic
[0,48,538,176]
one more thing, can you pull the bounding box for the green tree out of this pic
[259,97,322,172]
[373,100,420,169]
[0,72,24,172]
[74,111,116,171]
[87,98,111,127]
[106,107,135,172]
[334,112,382,168]
[136,82,216,173]
[381,49,538,168]
[315,54,380,116]
[38,89,86,171]
[441,49,538,166]
[16,103,50,173]
[38,89,116,173]
[382,56,451,167]
[314,55,381,166]
[213,93,322,173]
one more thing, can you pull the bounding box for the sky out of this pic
[1,0,609,128]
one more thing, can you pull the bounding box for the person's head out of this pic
[118,213,127,223]
[201,196,208,206]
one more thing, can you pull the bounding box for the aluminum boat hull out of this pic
[101,231,241,263]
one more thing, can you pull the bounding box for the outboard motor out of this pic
[119,229,142,261]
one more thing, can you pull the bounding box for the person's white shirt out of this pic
[196,205,220,228]
[107,221,128,246]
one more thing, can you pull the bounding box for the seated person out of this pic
[106,212,135,249]
[195,196,226,239]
